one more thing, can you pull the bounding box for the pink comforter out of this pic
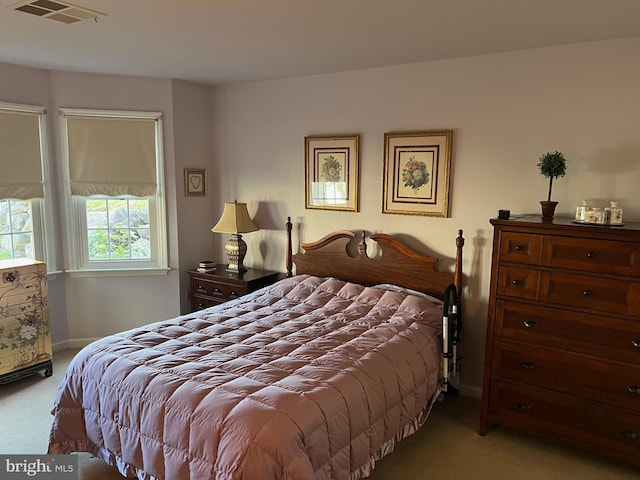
[49,275,444,479]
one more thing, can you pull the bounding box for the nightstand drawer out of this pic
[191,295,221,311]
[191,277,246,300]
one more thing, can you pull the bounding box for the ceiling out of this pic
[2,0,640,86]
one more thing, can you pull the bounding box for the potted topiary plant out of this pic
[537,150,567,220]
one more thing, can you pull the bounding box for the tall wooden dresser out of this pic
[480,216,640,467]
[0,259,52,384]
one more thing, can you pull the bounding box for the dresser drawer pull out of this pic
[511,280,522,286]
[212,288,222,296]
[586,251,597,259]
[517,402,532,411]
[514,245,524,251]
[523,320,539,328]
[633,340,640,348]
[627,385,640,394]
[582,289,592,297]
[196,285,205,290]
[230,291,239,298]
[520,362,535,369]
[197,303,205,309]
[622,431,638,440]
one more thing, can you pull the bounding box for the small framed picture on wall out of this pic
[184,168,207,197]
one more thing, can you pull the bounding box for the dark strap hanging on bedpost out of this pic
[286,217,293,277]
[442,283,460,395]
[454,229,464,301]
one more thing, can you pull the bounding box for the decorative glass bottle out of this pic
[607,201,623,225]
[575,200,590,222]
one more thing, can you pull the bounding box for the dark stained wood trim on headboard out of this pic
[285,217,464,301]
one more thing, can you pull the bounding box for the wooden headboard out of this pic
[285,218,464,301]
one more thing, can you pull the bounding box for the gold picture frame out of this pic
[305,134,360,212]
[184,168,207,197]
[382,130,453,217]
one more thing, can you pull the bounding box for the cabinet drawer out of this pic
[495,300,640,364]
[497,267,540,300]
[541,272,640,316]
[489,380,640,458]
[543,236,640,276]
[499,232,543,265]
[492,341,640,411]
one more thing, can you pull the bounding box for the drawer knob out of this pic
[622,431,638,440]
[230,291,238,298]
[517,402,532,411]
[586,251,597,259]
[520,362,535,370]
[633,340,640,349]
[523,320,539,328]
[197,285,205,290]
[514,245,524,251]
[627,385,640,394]
[197,303,205,309]
[512,280,522,286]
[582,289,592,297]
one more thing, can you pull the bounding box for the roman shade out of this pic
[0,109,44,200]
[65,115,157,197]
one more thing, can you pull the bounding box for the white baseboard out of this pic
[52,338,100,353]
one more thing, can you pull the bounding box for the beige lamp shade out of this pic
[211,201,258,234]
[211,201,258,273]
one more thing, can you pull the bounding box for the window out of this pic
[60,109,167,275]
[0,103,55,268]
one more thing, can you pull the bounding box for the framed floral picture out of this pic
[382,130,453,217]
[184,168,207,197]
[305,134,360,212]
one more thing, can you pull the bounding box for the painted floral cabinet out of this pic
[0,259,52,384]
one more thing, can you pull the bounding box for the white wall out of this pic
[211,37,640,394]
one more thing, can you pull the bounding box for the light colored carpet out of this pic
[1,348,638,479]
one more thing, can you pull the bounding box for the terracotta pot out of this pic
[540,200,558,220]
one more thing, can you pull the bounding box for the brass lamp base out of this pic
[224,234,247,273]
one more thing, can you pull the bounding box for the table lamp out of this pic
[211,200,258,273]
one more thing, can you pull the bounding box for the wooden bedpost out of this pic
[286,217,293,277]
[454,229,464,302]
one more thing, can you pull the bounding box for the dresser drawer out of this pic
[541,272,640,316]
[497,267,540,300]
[499,232,543,265]
[489,380,640,459]
[492,341,640,411]
[495,300,640,364]
[543,236,640,276]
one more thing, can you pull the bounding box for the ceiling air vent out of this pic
[10,0,106,24]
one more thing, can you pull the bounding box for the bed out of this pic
[48,220,464,479]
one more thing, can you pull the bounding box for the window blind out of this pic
[65,115,157,197]
[0,109,44,199]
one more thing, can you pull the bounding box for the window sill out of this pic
[65,267,171,278]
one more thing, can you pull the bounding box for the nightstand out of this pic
[188,265,281,312]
